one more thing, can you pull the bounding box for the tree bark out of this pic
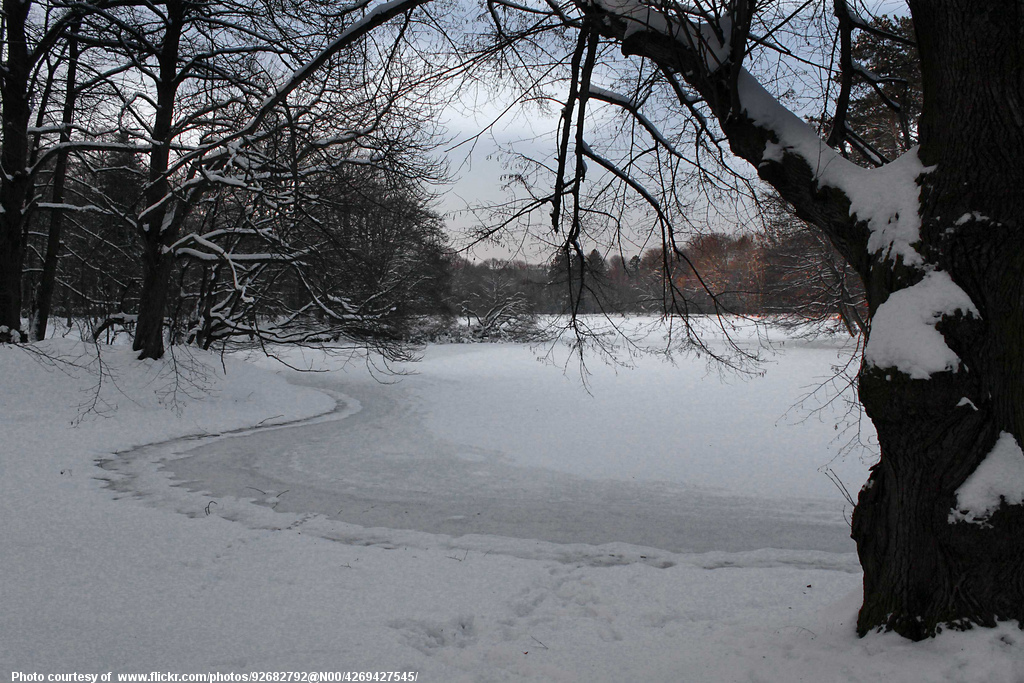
[0,0,35,342]
[131,0,185,361]
[134,245,177,359]
[850,0,1024,638]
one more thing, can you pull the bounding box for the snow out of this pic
[35,202,103,213]
[3,322,1023,681]
[736,70,931,266]
[199,169,250,188]
[864,271,978,379]
[955,212,991,226]
[950,432,1024,525]
[957,397,978,411]
[594,0,733,70]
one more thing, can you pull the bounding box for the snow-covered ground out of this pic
[3,320,1023,682]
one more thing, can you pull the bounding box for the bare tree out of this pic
[72,0,437,359]
[451,259,540,340]
[0,0,89,342]
[2,0,442,351]
[432,0,1024,639]
[498,0,1023,639]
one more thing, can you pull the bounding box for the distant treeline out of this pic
[41,180,866,345]
[446,219,867,340]
[27,139,863,346]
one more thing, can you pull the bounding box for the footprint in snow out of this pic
[388,614,477,655]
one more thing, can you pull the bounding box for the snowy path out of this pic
[106,341,862,556]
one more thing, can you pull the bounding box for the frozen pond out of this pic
[127,323,875,555]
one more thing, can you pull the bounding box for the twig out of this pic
[824,467,855,507]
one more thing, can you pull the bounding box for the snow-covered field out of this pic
[3,319,1023,682]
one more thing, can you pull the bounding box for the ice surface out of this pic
[121,319,868,555]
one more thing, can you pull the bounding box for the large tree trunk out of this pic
[0,215,27,342]
[131,0,185,361]
[850,0,1024,639]
[0,0,34,343]
[134,244,176,359]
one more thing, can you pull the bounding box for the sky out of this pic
[433,94,561,262]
